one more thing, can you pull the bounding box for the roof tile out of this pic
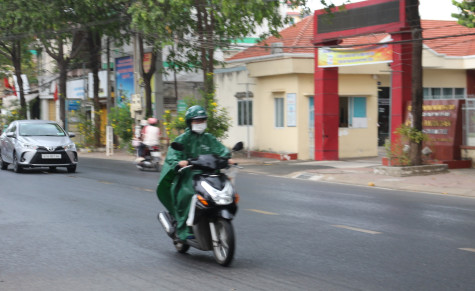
[227,18,475,61]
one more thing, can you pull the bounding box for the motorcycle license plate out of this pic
[151,152,161,157]
[42,154,61,159]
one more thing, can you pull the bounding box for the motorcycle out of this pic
[136,144,162,172]
[158,141,243,266]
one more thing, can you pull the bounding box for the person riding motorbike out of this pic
[137,117,160,161]
[156,105,234,241]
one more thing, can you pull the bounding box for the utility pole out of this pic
[407,0,423,165]
[106,37,113,156]
[154,48,164,122]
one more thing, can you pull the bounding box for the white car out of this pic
[0,120,78,173]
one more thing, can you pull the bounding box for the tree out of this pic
[407,0,424,165]
[0,0,35,119]
[71,0,132,146]
[129,0,175,119]
[452,0,475,28]
[130,0,313,101]
[137,34,158,118]
[20,0,94,129]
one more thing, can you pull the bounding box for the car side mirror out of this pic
[6,132,15,138]
[68,132,76,138]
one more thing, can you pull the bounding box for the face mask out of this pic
[192,122,207,134]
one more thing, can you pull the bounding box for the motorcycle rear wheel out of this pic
[213,218,235,266]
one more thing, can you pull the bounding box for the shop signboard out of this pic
[318,44,392,68]
[406,99,464,161]
[66,79,86,99]
[115,56,135,106]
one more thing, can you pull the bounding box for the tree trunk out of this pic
[88,30,102,148]
[407,0,423,165]
[195,0,211,97]
[138,35,157,118]
[58,60,68,128]
[12,41,26,119]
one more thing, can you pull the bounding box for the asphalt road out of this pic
[1,158,475,290]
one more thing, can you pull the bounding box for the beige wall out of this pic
[248,57,314,78]
[423,69,466,87]
[215,66,256,150]
[254,75,300,154]
[338,74,379,158]
[423,48,475,69]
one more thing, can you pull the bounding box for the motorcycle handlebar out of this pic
[177,162,240,173]
[177,164,193,173]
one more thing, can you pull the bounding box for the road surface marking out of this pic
[332,225,382,235]
[134,187,154,192]
[246,209,279,215]
[98,180,113,184]
[459,248,475,253]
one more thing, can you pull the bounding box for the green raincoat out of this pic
[156,128,230,240]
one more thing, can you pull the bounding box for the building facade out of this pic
[215,17,475,161]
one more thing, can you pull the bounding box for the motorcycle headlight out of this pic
[201,180,234,205]
[20,143,37,150]
[63,143,76,150]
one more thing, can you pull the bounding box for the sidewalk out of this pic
[78,149,475,198]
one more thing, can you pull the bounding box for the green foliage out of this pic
[384,138,411,166]
[384,124,428,166]
[396,124,427,144]
[163,74,231,141]
[452,0,475,28]
[0,100,25,128]
[75,110,97,149]
[129,0,314,95]
[109,104,134,148]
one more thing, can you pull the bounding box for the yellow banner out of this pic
[318,44,392,68]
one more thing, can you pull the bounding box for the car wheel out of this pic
[13,153,22,173]
[0,151,8,170]
[67,165,77,173]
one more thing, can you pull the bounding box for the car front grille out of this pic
[29,149,73,165]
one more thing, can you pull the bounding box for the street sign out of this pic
[177,100,187,113]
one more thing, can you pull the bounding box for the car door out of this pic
[2,123,16,163]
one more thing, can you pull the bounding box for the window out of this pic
[423,87,466,99]
[455,88,465,99]
[339,97,367,128]
[431,88,442,99]
[275,98,284,127]
[238,100,253,126]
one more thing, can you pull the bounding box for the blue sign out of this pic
[68,100,81,111]
[115,56,135,107]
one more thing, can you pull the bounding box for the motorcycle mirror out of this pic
[171,142,185,151]
[232,141,244,152]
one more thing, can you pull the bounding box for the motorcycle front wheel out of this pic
[175,240,189,253]
[212,218,235,266]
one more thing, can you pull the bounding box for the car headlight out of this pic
[20,143,37,150]
[63,143,76,150]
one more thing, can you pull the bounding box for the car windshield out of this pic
[19,123,66,136]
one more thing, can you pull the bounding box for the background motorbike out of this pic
[158,141,243,266]
[136,145,161,171]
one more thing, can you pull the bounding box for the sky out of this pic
[309,0,460,21]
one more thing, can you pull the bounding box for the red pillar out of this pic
[314,48,339,160]
[390,32,413,144]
